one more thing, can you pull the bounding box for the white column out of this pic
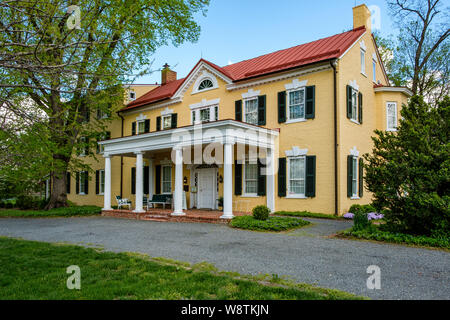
[172,147,185,216]
[102,154,112,211]
[148,158,154,202]
[134,151,144,213]
[266,147,275,213]
[221,139,234,219]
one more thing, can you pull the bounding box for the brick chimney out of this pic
[161,63,177,85]
[353,4,371,33]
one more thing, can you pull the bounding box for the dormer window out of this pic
[198,79,214,91]
[129,91,136,101]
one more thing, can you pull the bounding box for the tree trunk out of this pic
[45,169,69,209]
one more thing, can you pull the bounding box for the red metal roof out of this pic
[123,26,366,111]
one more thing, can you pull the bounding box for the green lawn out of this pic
[274,211,344,220]
[0,206,101,218]
[0,237,363,300]
[230,216,311,232]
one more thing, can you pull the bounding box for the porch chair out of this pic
[115,195,132,210]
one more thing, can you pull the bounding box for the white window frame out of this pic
[243,97,258,125]
[79,171,87,195]
[162,115,172,130]
[99,169,105,195]
[129,91,136,101]
[79,137,87,157]
[137,119,146,134]
[242,160,258,197]
[360,49,366,76]
[287,87,306,123]
[350,88,359,123]
[287,156,306,198]
[191,105,218,125]
[161,165,172,194]
[386,102,398,131]
[198,78,214,91]
[372,59,377,83]
[351,156,359,199]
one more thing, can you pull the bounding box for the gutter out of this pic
[330,59,339,216]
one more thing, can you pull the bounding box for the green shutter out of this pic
[144,166,149,195]
[257,160,266,196]
[359,158,364,197]
[358,92,363,124]
[305,156,316,197]
[278,158,286,197]
[155,165,161,194]
[346,85,352,119]
[132,122,136,135]
[235,100,242,121]
[95,170,100,195]
[278,91,286,123]
[305,86,315,119]
[76,172,79,194]
[234,161,242,196]
[144,119,150,133]
[131,167,136,195]
[171,113,177,128]
[347,155,353,197]
[84,171,89,194]
[66,172,71,194]
[156,117,161,131]
[258,95,266,125]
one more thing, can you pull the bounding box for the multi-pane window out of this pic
[244,98,258,125]
[200,108,210,123]
[386,102,397,131]
[288,157,306,196]
[351,88,358,121]
[162,165,172,193]
[79,171,88,194]
[351,157,358,197]
[192,106,218,125]
[244,161,258,195]
[162,115,172,130]
[138,120,146,134]
[99,170,105,194]
[373,60,377,82]
[288,88,305,120]
[198,79,214,91]
[360,49,366,74]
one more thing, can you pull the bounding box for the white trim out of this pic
[124,96,183,116]
[349,146,360,157]
[372,53,378,61]
[161,107,174,116]
[360,48,366,75]
[360,40,367,51]
[226,64,331,91]
[339,31,367,59]
[243,97,259,125]
[285,146,308,157]
[286,194,308,199]
[351,156,358,198]
[136,113,147,121]
[99,169,105,195]
[286,87,306,122]
[286,156,306,198]
[242,160,258,197]
[349,80,359,91]
[189,98,220,110]
[374,86,413,96]
[191,70,219,95]
[284,79,308,91]
[285,118,307,124]
[386,101,398,131]
[161,164,172,194]
[241,88,261,99]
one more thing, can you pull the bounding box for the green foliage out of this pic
[353,212,372,231]
[341,227,449,249]
[0,206,102,218]
[252,205,270,221]
[275,211,342,219]
[230,216,310,232]
[0,237,362,300]
[348,204,376,214]
[364,96,450,237]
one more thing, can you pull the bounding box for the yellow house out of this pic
[68,4,411,217]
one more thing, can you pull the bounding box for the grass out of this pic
[274,211,344,220]
[338,226,450,250]
[0,206,102,218]
[230,215,311,232]
[0,237,363,300]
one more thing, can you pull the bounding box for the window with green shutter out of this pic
[278,158,286,197]
[234,161,242,196]
[278,91,287,123]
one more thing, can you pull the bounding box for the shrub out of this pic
[252,205,270,221]
[5,203,13,209]
[0,202,4,208]
[230,215,310,232]
[353,212,371,231]
[348,204,376,215]
[16,195,36,210]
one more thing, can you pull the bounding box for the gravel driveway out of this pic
[0,216,448,300]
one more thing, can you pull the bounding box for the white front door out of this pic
[197,168,216,209]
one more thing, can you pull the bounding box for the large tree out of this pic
[0,0,209,208]
[376,0,449,103]
[363,96,449,237]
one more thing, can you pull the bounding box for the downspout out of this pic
[330,59,339,216]
[118,111,125,198]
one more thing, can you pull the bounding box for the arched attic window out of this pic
[198,79,214,91]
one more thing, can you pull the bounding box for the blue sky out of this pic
[136,0,396,84]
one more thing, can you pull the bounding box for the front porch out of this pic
[101,208,250,224]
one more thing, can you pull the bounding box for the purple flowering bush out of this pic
[343,212,354,219]
[367,212,384,220]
